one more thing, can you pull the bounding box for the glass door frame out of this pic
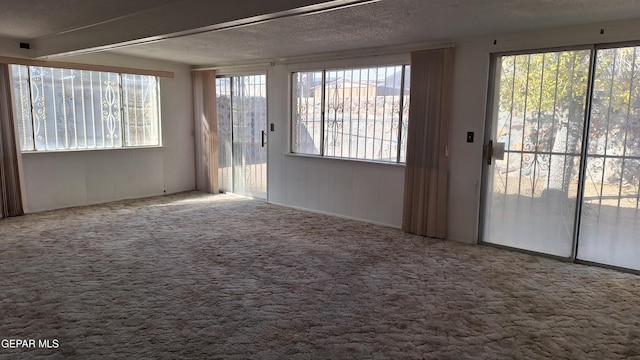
[478,45,596,262]
[480,41,640,274]
[576,41,640,272]
[216,71,269,201]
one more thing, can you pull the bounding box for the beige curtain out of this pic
[0,64,24,218]
[402,48,453,238]
[192,70,219,193]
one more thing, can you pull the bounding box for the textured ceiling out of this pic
[1,0,640,66]
[112,0,640,66]
[0,0,180,38]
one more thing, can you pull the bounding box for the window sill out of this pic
[285,152,406,168]
[20,146,165,155]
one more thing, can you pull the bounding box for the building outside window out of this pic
[292,64,410,163]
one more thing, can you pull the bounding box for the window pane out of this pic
[292,71,322,155]
[231,75,267,199]
[578,46,640,270]
[77,71,104,148]
[29,67,55,150]
[324,66,404,162]
[27,67,123,150]
[122,74,160,146]
[400,65,410,163]
[216,77,232,192]
[100,72,123,148]
[10,65,34,151]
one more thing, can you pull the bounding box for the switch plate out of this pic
[467,132,474,143]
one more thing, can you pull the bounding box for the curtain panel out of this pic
[192,70,219,194]
[402,48,454,238]
[0,64,24,218]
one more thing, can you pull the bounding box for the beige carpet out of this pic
[0,192,639,359]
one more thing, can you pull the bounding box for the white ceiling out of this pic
[1,0,640,67]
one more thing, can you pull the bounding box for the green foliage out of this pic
[498,47,640,151]
[495,46,640,194]
[499,50,590,120]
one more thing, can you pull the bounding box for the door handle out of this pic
[486,141,505,165]
[486,140,493,165]
[261,130,267,147]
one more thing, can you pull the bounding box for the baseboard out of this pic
[266,200,402,230]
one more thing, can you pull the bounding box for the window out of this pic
[292,65,410,163]
[11,65,160,151]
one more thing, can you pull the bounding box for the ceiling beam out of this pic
[31,0,381,59]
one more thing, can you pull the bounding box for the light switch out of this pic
[467,132,474,143]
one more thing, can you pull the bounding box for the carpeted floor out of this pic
[0,191,639,359]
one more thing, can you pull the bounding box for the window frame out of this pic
[10,64,162,153]
[290,62,410,164]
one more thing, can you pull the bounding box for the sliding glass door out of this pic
[216,74,267,200]
[483,44,640,271]
[482,49,590,257]
[578,46,640,269]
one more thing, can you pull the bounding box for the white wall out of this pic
[14,53,195,212]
